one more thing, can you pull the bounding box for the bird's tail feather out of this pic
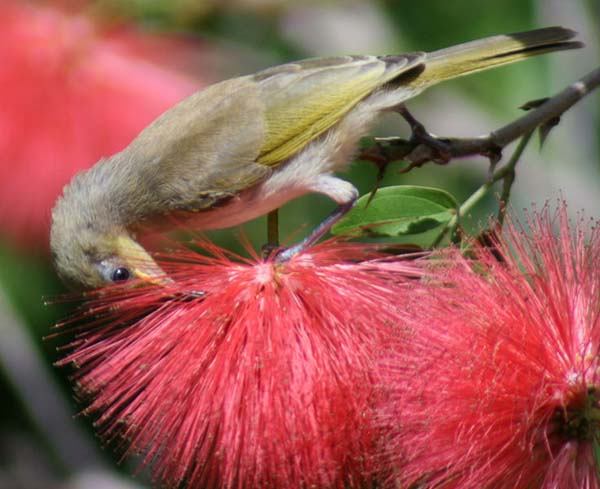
[412,26,582,88]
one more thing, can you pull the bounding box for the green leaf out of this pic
[331,185,458,238]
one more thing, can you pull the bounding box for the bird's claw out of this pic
[395,105,452,164]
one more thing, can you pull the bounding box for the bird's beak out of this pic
[114,235,201,297]
[131,254,205,299]
[114,235,173,287]
[133,267,174,287]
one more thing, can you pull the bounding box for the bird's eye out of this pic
[111,267,131,282]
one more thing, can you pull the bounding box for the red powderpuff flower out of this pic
[380,205,600,489]
[0,1,202,248]
[56,240,420,488]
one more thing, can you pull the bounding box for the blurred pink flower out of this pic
[380,205,600,488]
[58,240,419,488]
[0,1,203,248]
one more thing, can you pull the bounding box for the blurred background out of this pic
[0,0,598,487]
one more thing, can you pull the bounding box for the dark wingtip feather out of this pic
[507,26,580,44]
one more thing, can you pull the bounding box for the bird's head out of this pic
[50,167,166,291]
[51,227,164,290]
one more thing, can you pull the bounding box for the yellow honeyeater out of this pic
[51,27,581,289]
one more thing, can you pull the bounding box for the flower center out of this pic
[555,387,600,441]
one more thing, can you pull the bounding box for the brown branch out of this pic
[360,66,600,170]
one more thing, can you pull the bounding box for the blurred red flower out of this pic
[0,1,203,249]
[380,205,600,488]
[58,240,419,488]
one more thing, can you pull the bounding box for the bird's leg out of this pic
[274,175,358,261]
[394,105,452,164]
[275,201,356,261]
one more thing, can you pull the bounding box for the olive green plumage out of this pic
[50,27,582,289]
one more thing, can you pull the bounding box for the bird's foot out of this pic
[261,242,280,259]
[266,198,357,263]
[394,105,452,165]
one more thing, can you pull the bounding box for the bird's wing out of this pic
[122,54,425,215]
[254,54,425,166]
[125,77,273,213]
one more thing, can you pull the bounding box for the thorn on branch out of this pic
[484,144,503,178]
[519,97,550,111]
[520,97,561,147]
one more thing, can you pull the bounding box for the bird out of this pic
[50,26,581,290]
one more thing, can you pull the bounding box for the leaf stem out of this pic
[433,131,535,245]
[267,209,279,246]
[497,130,534,225]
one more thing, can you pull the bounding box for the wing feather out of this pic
[121,77,271,214]
[116,54,425,217]
[254,54,425,166]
